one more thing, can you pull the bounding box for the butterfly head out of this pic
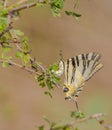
[63,84,77,100]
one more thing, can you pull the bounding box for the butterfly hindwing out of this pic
[56,52,103,100]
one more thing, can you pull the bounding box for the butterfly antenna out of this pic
[59,50,63,61]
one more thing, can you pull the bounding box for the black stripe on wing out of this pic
[76,56,79,66]
[68,52,103,81]
[66,59,69,83]
[71,57,76,68]
[83,52,103,81]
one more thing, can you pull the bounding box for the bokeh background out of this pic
[0,0,112,130]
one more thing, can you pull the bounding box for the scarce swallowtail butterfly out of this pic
[56,52,103,110]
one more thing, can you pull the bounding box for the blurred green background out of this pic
[0,0,112,130]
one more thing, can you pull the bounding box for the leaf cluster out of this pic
[38,111,85,130]
[35,63,60,98]
[0,0,82,96]
[50,0,64,16]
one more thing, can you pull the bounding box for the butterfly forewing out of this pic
[82,53,103,81]
[56,52,103,101]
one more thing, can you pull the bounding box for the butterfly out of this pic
[56,52,103,110]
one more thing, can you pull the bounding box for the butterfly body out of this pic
[56,52,103,102]
[63,60,85,100]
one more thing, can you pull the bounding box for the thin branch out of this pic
[8,28,46,73]
[10,0,45,14]
[15,43,46,72]
[4,0,8,8]
[16,0,28,5]
[69,113,112,130]
[0,59,40,75]
[77,113,107,122]
[95,115,112,130]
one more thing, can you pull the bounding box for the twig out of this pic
[4,0,8,8]
[16,0,28,5]
[69,113,112,130]
[95,115,112,130]
[10,0,45,14]
[15,43,46,72]
[77,113,107,122]
[0,59,40,75]
[8,28,46,73]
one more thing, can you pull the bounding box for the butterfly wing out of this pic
[55,60,64,76]
[74,52,103,81]
[63,52,103,100]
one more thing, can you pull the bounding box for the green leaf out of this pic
[38,125,44,130]
[49,63,59,71]
[0,17,7,24]
[50,0,64,17]
[11,29,24,37]
[23,54,30,64]
[50,122,56,128]
[44,91,52,98]
[46,80,53,90]
[2,47,11,52]
[52,74,60,83]
[0,17,7,33]
[5,56,12,61]
[36,3,45,7]
[48,63,61,84]
[22,36,29,52]
[63,125,71,130]
[0,8,8,17]
[65,11,81,18]
[70,111,85,119]
[31,62,38,70]
[2,61,8,68]
[39,82,46,88]
[16,51,24,58]
[38,74,45,82]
